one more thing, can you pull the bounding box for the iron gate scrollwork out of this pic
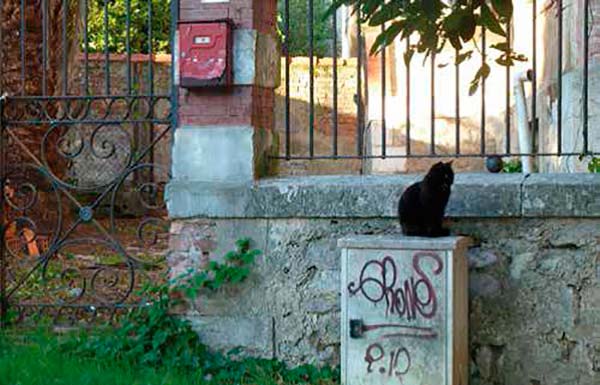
[0,0,177,327]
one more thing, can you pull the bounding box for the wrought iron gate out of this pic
[0,0,177,327]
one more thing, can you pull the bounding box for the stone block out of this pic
[232,29,280,88]
[522,173,600,217]
[166,181,265,219]
[171,125,254,184]
[167,174,530,219]
[339,235,471,385]
[446,173,524,217]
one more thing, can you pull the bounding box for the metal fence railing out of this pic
[276,1,600,172]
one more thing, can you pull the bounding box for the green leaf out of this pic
[455,50,473,65]
[235,238,250,252]
[491,42,510,52]
[492,0,513,20]
[495,55,514,66]
[459,14,477,41]
[368,2,403,26]
[480,3,506,37]
[469,63,491,95]
[370,21,403,55]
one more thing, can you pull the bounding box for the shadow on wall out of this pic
[273,93,509,175]
[273,57,516,176]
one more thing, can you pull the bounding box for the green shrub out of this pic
[278,0,334,57]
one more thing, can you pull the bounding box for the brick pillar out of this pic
[170,0,279,191]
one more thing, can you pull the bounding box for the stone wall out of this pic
[166,174,600,385]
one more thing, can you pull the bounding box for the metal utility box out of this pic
[338,235,470,385]
[178,21,233,88]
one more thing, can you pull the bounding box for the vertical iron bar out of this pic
[148,0,155,167]
[532,0,537,151]
[126,0,132,94]
[381,23,386,158]
[42,0,48,95]
[170,0,179,128]
[455,49,460,154]
[583,0,589,153]
[557,0,562,155]
[62,0,68,95]
[406,38,411,155]
[284,0,291,159]
[430,53,435,155]
[332,6,338,157]
[481,27,486,155]
[0,99,6,328]
[104,0,111,95]
[308,0,314,157]
[83,0,89,95]
[148,0,154,96]
[506,19,511,154]
[19,0,25,95]
[356,4,364,157]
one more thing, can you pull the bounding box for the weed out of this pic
[1,238,340,384]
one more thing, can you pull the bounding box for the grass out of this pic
[0,331,339,385]
[0,332,204,385]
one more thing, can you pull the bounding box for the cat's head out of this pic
[425,161,454,190]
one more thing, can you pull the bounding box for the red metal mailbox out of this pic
[178,21,233,88]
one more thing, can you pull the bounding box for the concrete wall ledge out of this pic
[166,173,600,219]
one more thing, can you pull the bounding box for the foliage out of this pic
[85,0,171,54]
[278,0,334,57]
[175,238,261,300]
[0,332,205,385]
[585,156,600,173]
[1,238,340,384]
[65,238,260,370]
[502,158,522,173]
[329,0,526,94]
[0,331,339,385]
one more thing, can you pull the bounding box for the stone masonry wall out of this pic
[166,174,600,385]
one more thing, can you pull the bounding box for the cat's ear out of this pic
[445,160,454,166]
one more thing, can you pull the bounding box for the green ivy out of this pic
[502,158,522,173]
[62,238,260,370]
[586,157,600,173]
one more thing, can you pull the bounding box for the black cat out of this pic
[398,161,454,237]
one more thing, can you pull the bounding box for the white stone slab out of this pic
[171,125,254,184]
[339,235,470,385]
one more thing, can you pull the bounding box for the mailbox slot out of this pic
[178,21,233,88]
